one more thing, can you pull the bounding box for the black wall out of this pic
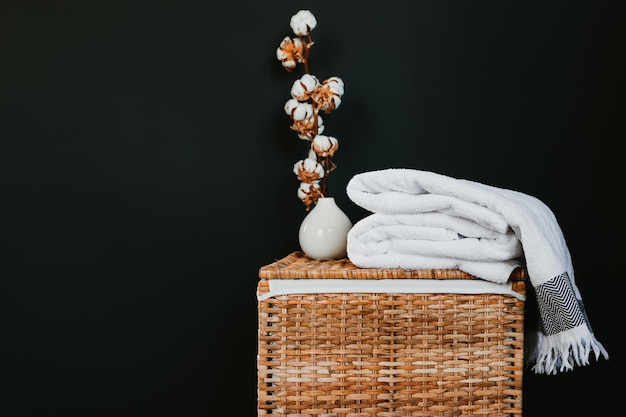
[3,1,623,416]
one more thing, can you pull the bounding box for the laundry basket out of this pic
[257,251,526,416]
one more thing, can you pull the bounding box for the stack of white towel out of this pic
[346,168,608,375]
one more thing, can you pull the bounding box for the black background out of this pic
[2,1,624,416]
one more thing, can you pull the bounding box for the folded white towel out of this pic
[348,212,524,283]
[346,168,608,375]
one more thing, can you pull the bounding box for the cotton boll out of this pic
[290,102,313,121]
[290,10,317,36]
[286,99,314,122]
[319,95,341,112]
[314,77,344,112]
[303,158,325,177]
[297,181,321,207]
[301,74,319,89]
[284,98,298,115]
[293,103,313,121]
[325,77,344,95]
[276,36,304,71]
[297,182,316,198]
[293,158,325,182]
[291,109,322,140]
[291,74,319,100]
[290,81,306,100]
[312,135,339,157]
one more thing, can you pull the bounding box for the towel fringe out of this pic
[529,324,609,375]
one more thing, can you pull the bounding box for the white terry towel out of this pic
[346,168,608,375]
[347,211,524,283]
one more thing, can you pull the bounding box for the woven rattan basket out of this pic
[257,251,526,417]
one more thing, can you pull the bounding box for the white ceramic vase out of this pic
[298,197,353,260]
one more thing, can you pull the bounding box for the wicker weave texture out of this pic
[259,251,527,281]
[257,253,525,417]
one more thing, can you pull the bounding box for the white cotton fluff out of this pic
[297,181,321,200]
[276,37,291,59]
[293,158,324,177]
[325,77,344,95]
[312,135,338,155]
[284,98,298,115]
[320,95,341,112]
[285,100,313,121]
[290,10,317,36]
[291,74,319,99]
[276,37,304,70]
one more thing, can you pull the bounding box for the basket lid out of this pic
[259,251,527,281]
